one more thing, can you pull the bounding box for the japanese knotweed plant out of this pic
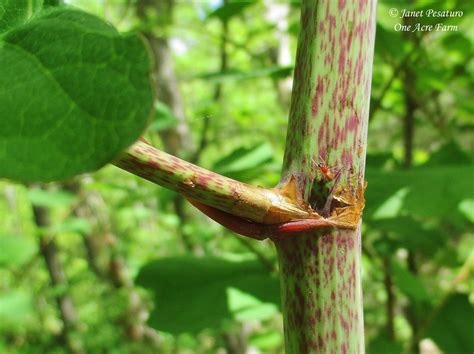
[0,1,376,353]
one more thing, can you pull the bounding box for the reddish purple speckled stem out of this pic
[275,0,376,353]
[113,140,316,224]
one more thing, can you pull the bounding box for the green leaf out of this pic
[49,217,92,235]
[425,294,474,353]
[458,199,474,223]
[368,217,446,256]
[207,2,255,22]
[392,262,429,304]
[212,142,273,181]
[0,234,37,267]
[147,101,178,132]
[0,291,34,325]
[227,287,278,322]
[365,165,474,220]
[27,188,76,208]
[136,256,280,334]
[367,333,403,354]
[0,0,43,33]
[0,8,153,182]
[196,66,293,83]
[249,331,283,351]
[423,142,472,167]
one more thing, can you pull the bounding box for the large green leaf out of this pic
[136,257,280,334]
[425,294,474,353]
[0,0,43,33]
[0,7,153,182]
[368,217,446,256]
[365,165,474,220]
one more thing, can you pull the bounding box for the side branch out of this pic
[113,140,316,224]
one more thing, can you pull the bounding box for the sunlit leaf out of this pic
[0,235,37,267]
[27,188,76,208]
[0,8,153,182]
[0,291,34,325]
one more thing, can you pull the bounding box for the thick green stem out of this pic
[275,0,376,353]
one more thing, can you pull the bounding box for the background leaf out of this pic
[136,256,280,334]
[0,235,37,267]
[425,294,474,353]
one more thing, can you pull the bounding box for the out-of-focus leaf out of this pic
[0,291,34,325]
[368,216,446,255]
[212,142,273,181]
[425,293,474,353]
[207,2,254,22]
[0,235,37,267]
[27,188,76,208]
[368,333,403,354]
[372,187,409,219]
[196,66,293,83]
[49,217,92,235]
[227,287,278,322]
[136,257,280,334]
[374,24,406,60]
[442,33,471,57]
[365,165,474,220]
[249,330,283,351]
[0,0,43,33]
[414,66,450,94]
[366,153,394,168]
[392,262,430,304]
[458,199,474,223]
[423,142,472,167]
[147,101,178,132]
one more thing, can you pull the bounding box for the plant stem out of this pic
[275,0,376,352]
[383,256,396,340]
[32,201,85,354]
[114,140,315,224]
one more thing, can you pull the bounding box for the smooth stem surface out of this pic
[114,140,315,224]
[275,0,376,353]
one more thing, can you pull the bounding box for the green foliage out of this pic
[137,256,279,334]
[0,234,37,267]
[207,1,255,22]
[147,101,178,132]
[0,0,43,33]
[0,7,153,182]
[212,142,273,181]
[0,290,34,327]
[366,165,474,220]
[425,294,474,353]
[27,188,76,208]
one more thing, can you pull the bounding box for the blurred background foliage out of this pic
[1,0,473,353]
